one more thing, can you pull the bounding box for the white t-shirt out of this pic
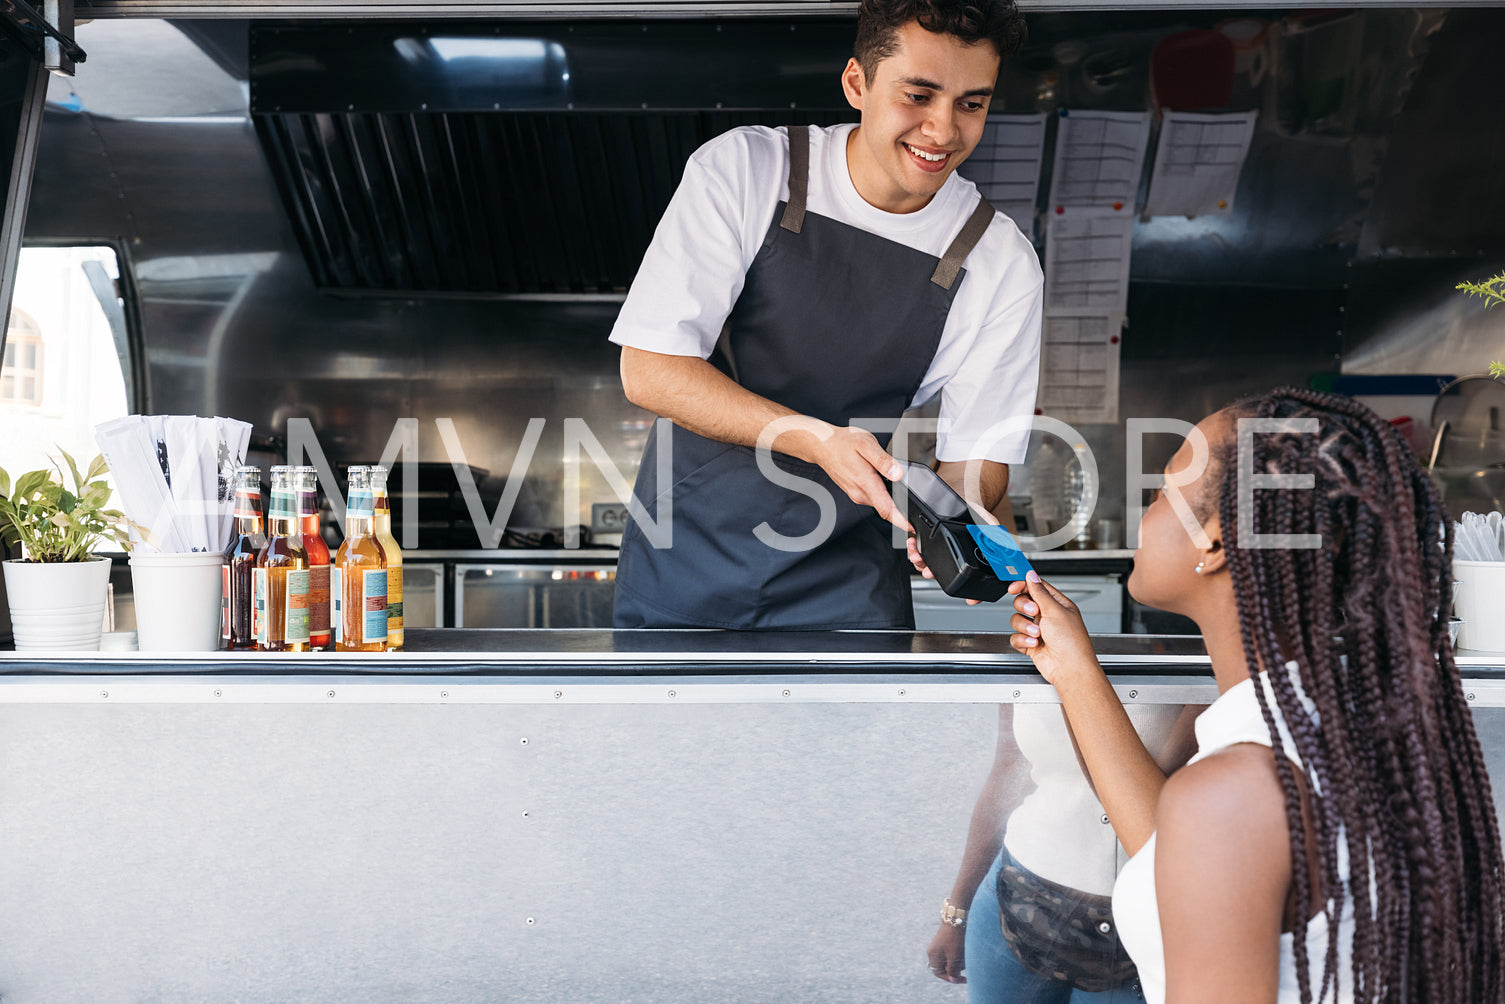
[608,123,1043,464]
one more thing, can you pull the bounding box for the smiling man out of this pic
[611,0,1042,630]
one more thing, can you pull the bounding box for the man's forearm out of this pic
[620,346,829,462]
[936,460,1010,513]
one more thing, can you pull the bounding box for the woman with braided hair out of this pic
[1007,387,1505,1003]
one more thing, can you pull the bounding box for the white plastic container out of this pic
[1453,559,1505,653]
[129,550,224,652]
[1,557,112,651]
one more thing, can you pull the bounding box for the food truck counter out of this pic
[5,629,1505,691]
[2,632,1505,1000]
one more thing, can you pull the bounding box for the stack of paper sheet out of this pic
[93,415,252,553]
[1039,110,1151,425]
[957,113,1048,237]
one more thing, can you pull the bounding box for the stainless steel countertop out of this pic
[3,629,1503,675]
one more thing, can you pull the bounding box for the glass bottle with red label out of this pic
[295,465,332,651]
[370,464,403,651]
[223,465,267,651]
[255,465,311,652]
[333,466,388,652]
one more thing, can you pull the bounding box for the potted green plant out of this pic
[1456,271,1505,379]
[0,450,133,651]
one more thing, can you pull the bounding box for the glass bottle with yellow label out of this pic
[255,465,311,652]
[333,466,388,652]
[369,464,403,651]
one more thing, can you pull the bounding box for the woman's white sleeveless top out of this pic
[1111,668,1355,1003]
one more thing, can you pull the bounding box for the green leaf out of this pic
[14,470,46,503]
[85,454,109,482]
[59,490,77,514]
[0,468,9,499]
[1491,360,1505,380]
[81,482,111,510]
[36,481,62,508]
[60,449,84,495]
[50,512,73,530]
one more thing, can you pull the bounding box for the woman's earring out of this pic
[1194,561,1205,574]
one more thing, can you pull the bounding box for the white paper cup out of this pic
[130,551,224,652]
[1454,560,1505,653]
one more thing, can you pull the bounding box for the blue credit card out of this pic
[966,524,1035,581]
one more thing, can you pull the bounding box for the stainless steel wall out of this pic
[21,9,1505,543]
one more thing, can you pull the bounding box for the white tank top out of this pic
[1111,668,1356,1003]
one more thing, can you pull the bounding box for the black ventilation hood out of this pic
[249,21,859,297]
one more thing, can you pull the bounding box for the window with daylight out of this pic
[1,246,132,551]
[0,309,43,406]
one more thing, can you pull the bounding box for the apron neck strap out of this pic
[779,124,811,234]
[931,195,996,290]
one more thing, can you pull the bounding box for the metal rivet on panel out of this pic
[214,689,222,698]
[100,691,108,699]
[421,103,428,111]
[327,690,336,698]
[526,917,536,925]
[347,104,354,111]
[554,691,562,699]
[898,689,906,697]
[668,690,677,698]
[1101,814,1110,824]
[520,737,529,745]
[782,689,791,697]
[1098,921,1112,934]
[1128,690,1137,699]
[1013,690,1021,698]
[1468,693,1476,702]
[440,691,448,698]
[522,811,530,818]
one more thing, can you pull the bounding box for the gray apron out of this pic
[614,125,995,629]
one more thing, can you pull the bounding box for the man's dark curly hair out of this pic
[854,0,1027,83]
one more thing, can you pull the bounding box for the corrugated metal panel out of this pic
[254,109,853,295]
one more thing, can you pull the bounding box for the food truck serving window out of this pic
[0,246,132,548]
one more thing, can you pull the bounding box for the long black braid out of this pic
[1212,387,1504,1002]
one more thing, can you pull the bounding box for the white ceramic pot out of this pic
[1,556,113,652]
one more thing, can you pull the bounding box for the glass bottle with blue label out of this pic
[255,465,311,652]
[370,465,403,651]
[333,466,388,653]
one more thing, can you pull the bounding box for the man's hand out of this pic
[808,426,912,533]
